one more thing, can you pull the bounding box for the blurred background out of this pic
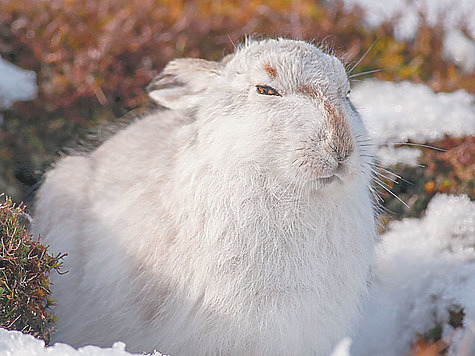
[0,1,474,354]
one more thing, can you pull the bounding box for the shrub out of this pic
[0,194,64,344]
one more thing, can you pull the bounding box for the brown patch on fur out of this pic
[298,85,321,99]
[323,99,338,123]
[264,64,278,78]
[322,97,354,162]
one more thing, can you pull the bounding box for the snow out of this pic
[352,80,475,144]
[0,56,37,110]
[374,146,423,167]
[0,329,164,356]
[351,79,475,165]
[352,194,475,356]
[330,338,352,356]
[442,29,475,73]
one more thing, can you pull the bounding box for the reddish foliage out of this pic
[424,137,475,198]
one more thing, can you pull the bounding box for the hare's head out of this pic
[148,38,374,192]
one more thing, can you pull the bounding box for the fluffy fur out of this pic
[34,38,377,355]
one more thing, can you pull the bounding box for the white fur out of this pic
[34,38,377,355]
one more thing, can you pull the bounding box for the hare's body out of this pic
[35,39,377,355]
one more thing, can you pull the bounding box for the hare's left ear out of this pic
[147,58,222,110]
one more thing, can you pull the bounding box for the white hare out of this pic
[34,38,377,355]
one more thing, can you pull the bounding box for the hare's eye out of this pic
[256,85,280,96]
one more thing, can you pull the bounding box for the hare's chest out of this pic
[155,202,374,355]
[172,241,367,355]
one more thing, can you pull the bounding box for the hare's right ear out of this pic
[147,58,222,110]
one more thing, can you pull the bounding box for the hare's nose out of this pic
[321,99,355,163]
[328,141,354,163]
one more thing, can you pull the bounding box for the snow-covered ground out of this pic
[0,329,159,356]
[353,80,475,144]
[352,79,475,166]
[352,194,475,356]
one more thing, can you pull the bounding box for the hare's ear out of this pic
[147,58,222,110]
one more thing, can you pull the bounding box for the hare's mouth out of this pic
[317,176,335,184]
[315,162,349,185]
[315,175,339,187]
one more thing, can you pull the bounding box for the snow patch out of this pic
[351,79,475,165]
[0,56,37,110]
[330,337,352,356]
[352,194,475,356]
[0,328,164,356]
[443,29,475,73]
[375,146,422,167]
[353,80,475,143]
